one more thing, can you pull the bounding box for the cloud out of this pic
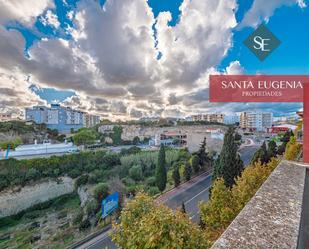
[40,10,60,29]
[238,0,306,28]
[0,0,53,25]
[156,0,237,88]
[0,67,46,115]
[0,0,301,119]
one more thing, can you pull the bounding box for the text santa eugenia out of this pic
[221,80,303,89]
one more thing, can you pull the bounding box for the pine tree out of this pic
[214,127,244,187]
[251,141,269,164]
[156,144,167,192]
[191,155,200,173]
[181,202,186,214]
[172,166,181,187]
[184,162,192,181]
[267,140,277,159]
[197,137,208,169]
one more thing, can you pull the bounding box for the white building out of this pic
[191,113,225,123]
[224,115,240,125]
[240,112,273,131]
[84,114,100,128]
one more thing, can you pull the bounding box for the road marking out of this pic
[185,185,210,206]
[162,173,212,204]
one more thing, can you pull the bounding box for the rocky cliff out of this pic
[0,177,75,218]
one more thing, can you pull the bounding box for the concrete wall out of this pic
[0,177,75,218]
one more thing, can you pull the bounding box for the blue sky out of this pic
[0,0,307,118]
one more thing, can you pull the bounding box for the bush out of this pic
[145,176,156,187]
[79,218,91,231]
[73,210,83,225]
[129,165,143,181]
[86,199,99,216]
[93,183,109,202]
[147,186,160,196]
[75,175,89,189]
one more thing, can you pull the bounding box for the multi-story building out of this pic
[0,113,12,122]
[191,113,225,123]
[25,104,84,133]
[84,114,100,128]
[240,112,273,131]
[224,115,240,125]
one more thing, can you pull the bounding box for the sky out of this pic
[0,0,307,120]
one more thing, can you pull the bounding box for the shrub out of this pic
[129,165,143,181]
[75,175,89,189]
[93,183,109,202]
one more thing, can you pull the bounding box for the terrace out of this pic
[211,160,309,249]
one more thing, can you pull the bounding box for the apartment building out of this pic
[223,115,240,125]
[84,113,100,128]
[0,113,12,122]
[25,104,85,133]
[240,112,273,131]
[191,113,225,123]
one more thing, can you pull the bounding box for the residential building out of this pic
[0,113,12,122]
[84,114,100,128]
[240,112,273,131]
[191,113,225,123]
[25,104,84,133]
[223,114,240,125]
[154,130,187,147]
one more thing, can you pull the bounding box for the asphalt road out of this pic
[72,145,259,249]
[74,172,213,249]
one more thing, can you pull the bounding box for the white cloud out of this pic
[0,0,53,25]
[0,0,300,118]
[239,0,306,28]
[40,10,60,29]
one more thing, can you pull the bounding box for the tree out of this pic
[181,202,186,214]
[93,183,109,203]
[111,126,122,145]
[184,162,192,181]
[197,137,209,168]
[267,140,277,158]
[172,165,181,187]
[285,136,302,160]
[112,192,208,249]
[251,141,269,164]
[277,142,287,155]
[213,127,244,187]
[73,128,97,145]
[199,178,237,242]
[191,155,200,173]
[155,145,167,192]
[129,165,143,181]
[132,136,140,145]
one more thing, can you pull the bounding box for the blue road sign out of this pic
[102,192,119,218]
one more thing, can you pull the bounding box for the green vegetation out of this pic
[285,135,302,160]
[73,128,98,145]
[200,158,279,244]
[172,165,180,187]
[0,150,120,191]
[155,145,167,192]
[112,192,208,249]
[0,137,22,150]
[213,127,244,187]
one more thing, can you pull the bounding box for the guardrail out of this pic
[66,224,112,249]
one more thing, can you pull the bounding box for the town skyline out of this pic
[0,0,307,119]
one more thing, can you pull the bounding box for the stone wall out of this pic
[0,177,75,218]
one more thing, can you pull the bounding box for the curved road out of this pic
[71,145,259,249]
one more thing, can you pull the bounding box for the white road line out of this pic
[185,185,210,205]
